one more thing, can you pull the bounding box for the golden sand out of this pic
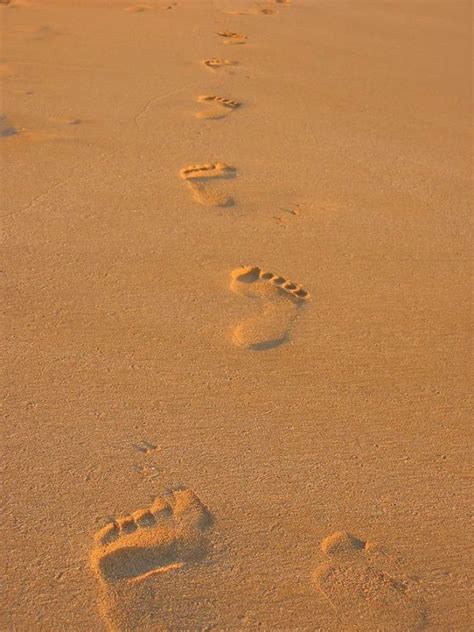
[2,0,471,630]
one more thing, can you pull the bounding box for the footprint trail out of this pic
[230,265,309,350]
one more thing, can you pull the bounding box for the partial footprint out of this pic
[313,531,427,631]
[180,162,237,207]
[230,265,309,350]
[91,489,213,629]
[195,95,241,120]
[203,58,238,71]
[217,30,247,45]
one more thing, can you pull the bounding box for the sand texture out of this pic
[1,0,472,630]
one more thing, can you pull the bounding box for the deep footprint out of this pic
[91,489,213,584]
[313,531,427,631]
[230,265,309,350]
[180,162,237,207]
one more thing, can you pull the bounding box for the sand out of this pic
[1,0,472,630]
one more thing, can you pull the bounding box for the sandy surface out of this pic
[1,0,472,630]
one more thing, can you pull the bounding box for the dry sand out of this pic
[1,0,472,630]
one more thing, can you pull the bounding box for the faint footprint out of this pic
[180,162,237,207]
[195,95,241,120]
[91,489,213,629]
[313,532,427,631]
[217,30,247,45]
[202,58,238,71]
[230,265,309,350]
[273,202,302,226]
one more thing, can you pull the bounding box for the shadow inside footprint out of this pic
[99,543,179,581]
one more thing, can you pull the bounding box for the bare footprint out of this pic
[180,162,237,207]
[91,489,213,628]
[217,30,247,45]
[313,532,427,631]
[203,58,238,71]
[195,95,241,120]
[230,265,309,350]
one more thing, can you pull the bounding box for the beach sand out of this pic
[1,0,472,630]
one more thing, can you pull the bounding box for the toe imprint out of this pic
[230,265,310,302]
[203,58,238,70]
[180,163,236,181]
[197,95,241,109]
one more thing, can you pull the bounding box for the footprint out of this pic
[313,531,427,631]
[217,30,247,45]
[202,58,238,71]
[91,488,212,585]
[195,95,241,120]
[230,265,309,350]
[180,162,237,207]
[91,489,213,630]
